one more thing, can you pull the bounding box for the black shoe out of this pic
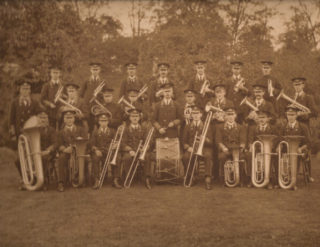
[57,183,64,192]
[205,177,212,190]
[145,177,152,190]
[113,178,122,189]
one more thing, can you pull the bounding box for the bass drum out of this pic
[155,138,184,183]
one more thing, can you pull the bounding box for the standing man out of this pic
[187,58,213,107]
[226,60,249,112]
[9,76,39,189]
[256,59,282,103]
[40,63,63,128]
[149,61,176,106]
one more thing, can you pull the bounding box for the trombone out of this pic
[184,111,212,187]
[54,86,83,115]
[276,90,311,113]
[124,127,155,188]
[97,124,125,189]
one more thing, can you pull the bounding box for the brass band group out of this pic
[9,56,318,192]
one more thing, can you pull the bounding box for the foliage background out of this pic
[1,0,320,146]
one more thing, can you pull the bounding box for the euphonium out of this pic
[224,147,242,187]
[69,137,88,188]
[90,99,113,118]
[54,86,83,115]
[97,124,125,189]
[18,116,44,191]
[183,111,212,187]
[276,90,311,113]
[278,135,303,190]
[251,135,277,188]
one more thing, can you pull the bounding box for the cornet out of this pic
[276,90,311,113]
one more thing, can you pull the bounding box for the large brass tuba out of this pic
[18,116,44,191]
[183,111,212,187]
[224,147,245,187]
[251,135,277,188]
[278,135,304,190]
[69,137,88,188]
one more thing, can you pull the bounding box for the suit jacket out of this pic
[57,125,88,150]
[119,77,143,98]
[149,77,176,105]
[216,123,247,150]
[256,75,282,101]
[90,127,115,152]
[247,123,279,147]
[40,126,57,151]
[278,121,311,147]
[80,77,106,104]
[225,75,249,107]
[40,81,63,120]
[182,120,213,150]
[122,124,149,152]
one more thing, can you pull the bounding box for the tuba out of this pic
[224,147,245,187]
[251,135,277,188]
[124,127,154,188]
[276,90,311,113]
[18,116,44,191]
[98,124,125,189]
[183,111,212,187]
[278,135,304,190]
[69,137,88,188]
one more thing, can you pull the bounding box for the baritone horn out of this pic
[184,111,212,187]
[18,116,44,191]
[276,90,311,113]
[90,100,113,118]
[251,135,277,188]
[224,147,245,187]
[278,135,304,190]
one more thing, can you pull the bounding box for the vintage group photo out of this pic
[1,0,320,246]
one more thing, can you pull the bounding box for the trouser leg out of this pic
[58,153,69,185]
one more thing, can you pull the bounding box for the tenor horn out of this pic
[18,116,44,191]
[276,90,310,113]
[251,134,277,188]
[69,137,89,188]
[278,135,304,190]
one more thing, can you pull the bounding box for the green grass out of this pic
[0,153,320,247]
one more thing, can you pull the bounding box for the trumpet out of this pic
[251,135,277,188]
[97,124,125,189]
[240,96,259,111]
[18,116,44,191]
[224,147,245,187]
[184,111,212,187]
[69,137,89,188]
[54,86,83,115]
[278,135,304,190]
[90,99,113,118]
[89,80,105,103]
[276,90,311,113]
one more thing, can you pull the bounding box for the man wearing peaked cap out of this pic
[119,60,145,103]
[181,104,214,190]
[226,59,249,111]
[149,61,177,105]
[187,56,213,107]
[122,107,154,189]
[255,58,282,102]
[9,76,39,190]
[90,110,122,189]
[40,62,63,128]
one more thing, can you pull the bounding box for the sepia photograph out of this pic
[0,0,320,246]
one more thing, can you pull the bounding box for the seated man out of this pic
[90,112,122,189]
[182,105,213,190]
[246,109,279,189]
[56,107,88,192]
[122,109,153,189]
[278,105,312,190]
[216,104,247,186]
